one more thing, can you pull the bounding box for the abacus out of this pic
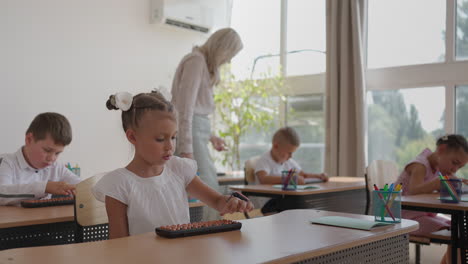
[20,196,75,208]
[155,219,242,238]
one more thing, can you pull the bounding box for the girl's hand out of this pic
[218,193,254,216]
[210,136,227,152]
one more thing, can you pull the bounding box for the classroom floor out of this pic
[409,243,447,264]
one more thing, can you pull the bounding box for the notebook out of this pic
[311,216,394,231]
[304,178,324,184]
[437,196,468,202]
[272,184,319,190]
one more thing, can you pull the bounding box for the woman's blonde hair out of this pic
[197,28,243,85]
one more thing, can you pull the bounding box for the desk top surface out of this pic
[0,205,74,228]
[217,171,245,183]
[229,176,365,196]
[0,209,417,264]
[401,193,468,211]
[0,201,204,229]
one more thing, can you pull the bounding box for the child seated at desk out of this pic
[0,112,80,205]
[253,127,328,213]
[92,91,253,239]
[395,134,468,264]
[254,127,328,185]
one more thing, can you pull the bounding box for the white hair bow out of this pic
[154,85,172,101]
[113,92,133,111]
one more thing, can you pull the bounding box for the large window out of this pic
[286,0,326,76]
[230,0,280,79]
[367,0,445,68]
[286,95,325,172]
[367,0,468,179]
[457,0,468,60]
[225,1,326,173]
[367,87,445,170]
[456,86,468,177]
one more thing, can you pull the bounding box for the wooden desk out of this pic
[230,177,366,214]
[0,209,418,264]
[217,171,245,183]
[401,194,468,264]
[0,201,206,250]
[0,205,76,250]
[0,205,74,228]
[218,171,245,194]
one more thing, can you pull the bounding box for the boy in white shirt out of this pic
[0,112,80,205]
[254,127,328,213]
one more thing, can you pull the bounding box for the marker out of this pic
[374,184,396,221]
[385,183,402,216]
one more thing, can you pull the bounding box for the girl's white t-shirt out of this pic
[92,157,197,236]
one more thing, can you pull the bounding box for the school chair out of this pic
[365,160,399,215]
[74,172,109,243]
[244,156,260,185]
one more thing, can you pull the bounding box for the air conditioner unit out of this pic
[150,0,214,33]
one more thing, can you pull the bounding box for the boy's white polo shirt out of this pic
[0,147,80,204]
[253,151,302,184]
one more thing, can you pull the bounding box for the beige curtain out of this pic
[325,0,367,177]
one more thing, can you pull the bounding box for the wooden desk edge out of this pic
[266,221,419,264]
[189,201,205,208]
[228,185,364,196]
[0,215,75,229]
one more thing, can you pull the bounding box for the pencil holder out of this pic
[281,170,297,190]
[373,190,401,223]
[440,179,462,203]
[66,165,80,177]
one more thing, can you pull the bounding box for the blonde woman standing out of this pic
[171,28,243,220]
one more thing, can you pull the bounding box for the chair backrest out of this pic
[244,156,261,184]
[366,160,399,191]
[75,172,108,227]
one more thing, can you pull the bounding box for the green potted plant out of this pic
[214,68,286,171]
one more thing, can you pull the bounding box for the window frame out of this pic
[366,0,468,134]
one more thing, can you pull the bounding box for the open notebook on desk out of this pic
[273,185,319,190]
[304,178,324,184]
[311,216,393,231]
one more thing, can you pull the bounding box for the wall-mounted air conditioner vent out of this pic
[151,0,213,33]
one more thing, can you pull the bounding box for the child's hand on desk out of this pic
[319,173,329,182]
[46,181,76,196]
[297,176,306,185]
[219,192,254,216]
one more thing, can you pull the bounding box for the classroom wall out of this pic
[0,0,229,178]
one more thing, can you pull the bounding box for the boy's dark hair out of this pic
[272,127,300,146]
[26,112,72,146]
[106,90,176,132]
[436,134,468,154]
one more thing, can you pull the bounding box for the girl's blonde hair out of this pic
[197,28,243,85]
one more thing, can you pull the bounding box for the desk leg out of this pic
[461,212,468,264]
[453,213,459,264]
